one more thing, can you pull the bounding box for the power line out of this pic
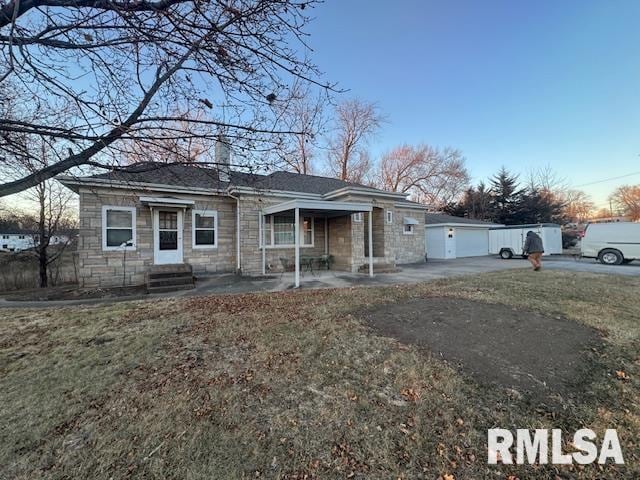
[572,171,640,188]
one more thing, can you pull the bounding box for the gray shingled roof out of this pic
[425,213,499,226]
[82,162,394,196]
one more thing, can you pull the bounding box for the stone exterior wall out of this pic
[393,207,426,264]
[328,215,355,271]
[77,186,426,286]
[184,196,237,275]
[77,188,236,287]
[371,207,386,257]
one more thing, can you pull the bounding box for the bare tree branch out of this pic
[1,0,336,197]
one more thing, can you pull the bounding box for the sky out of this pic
[305,0,640,210]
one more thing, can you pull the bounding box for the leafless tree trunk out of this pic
[0,0,335,196]
[326,99,383,182]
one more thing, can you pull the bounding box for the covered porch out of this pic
[261,199,374,288]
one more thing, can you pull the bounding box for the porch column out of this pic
[368,210,374,277]
[261,211,266,276]
[324,217,328,255]
[294,207,300,288]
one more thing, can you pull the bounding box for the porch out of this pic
[260,199,376,288]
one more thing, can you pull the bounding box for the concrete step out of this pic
[146,263,194,292]
[148,263,193,274]
[148,271,194,280]
[147,283,195,294]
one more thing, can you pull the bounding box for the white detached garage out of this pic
[424,213,503,259]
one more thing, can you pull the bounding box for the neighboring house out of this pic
[59,160,427,288]
[0,230,36,252]
[424,213,502,259]
[0,232,72,252]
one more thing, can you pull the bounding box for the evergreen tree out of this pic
[518,188,566,224]
[489,167,523,224]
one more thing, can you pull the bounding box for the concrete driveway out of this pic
[186,254,640,295]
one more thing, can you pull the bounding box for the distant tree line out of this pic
[442,167,574,225]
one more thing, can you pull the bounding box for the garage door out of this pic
[455,228,489,257]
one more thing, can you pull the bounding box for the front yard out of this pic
[1,270,638,479]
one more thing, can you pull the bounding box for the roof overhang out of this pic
[139,196,195,208]
[228,185,321,200]
[57,176,225,196]
[322,186,408,201]
[263,199,373,216]
[395,202,429,210]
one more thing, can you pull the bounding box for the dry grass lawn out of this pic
[1,270,638,479]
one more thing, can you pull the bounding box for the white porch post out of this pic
[294,207,300,288]
[324,217,328,255]
[368,210,373,277]
[261,211,266,276]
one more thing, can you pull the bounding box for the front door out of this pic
[154,209,183,264]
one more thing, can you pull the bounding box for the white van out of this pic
[581,222,640,265]
[489,224,563,259]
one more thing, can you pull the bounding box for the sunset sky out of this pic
[308,0,640,209]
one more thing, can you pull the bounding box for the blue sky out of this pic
[307,0,640,209]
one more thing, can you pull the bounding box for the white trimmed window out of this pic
[102,206,136,251]
[193,210,217,248]
[352,212,363,223]
[386,210,393,224]
[403,224,415,235]
[261,214,314,247]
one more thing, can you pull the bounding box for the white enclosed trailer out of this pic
[489,223,562,259]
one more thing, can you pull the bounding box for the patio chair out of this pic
[300,256,315,276]
[318,254,334,271]
[279,257,290,279]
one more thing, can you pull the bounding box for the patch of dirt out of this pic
[362,297,603,400]
[2,285,147,301]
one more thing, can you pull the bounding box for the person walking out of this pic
[523,230,544,271]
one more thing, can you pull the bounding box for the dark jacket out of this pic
[523,231,544,254]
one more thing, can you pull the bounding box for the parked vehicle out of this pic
[580,222,640,265]
[489,224,563,259]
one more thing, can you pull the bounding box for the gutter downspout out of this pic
[228,192,241,273]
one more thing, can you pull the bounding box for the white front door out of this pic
[154,209,183,264]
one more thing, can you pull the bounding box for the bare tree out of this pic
[326,99,383,182]
[29,179,76,287]
[5,139,76,287]
[376,144,469,207]
[123,112,216,164]
[609,185,640,220]
[562,189,594,223]
[0,0,334,197]
[526,165,568,194]
[274,83,327,174]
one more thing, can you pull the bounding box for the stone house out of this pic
[59,161,426,289]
